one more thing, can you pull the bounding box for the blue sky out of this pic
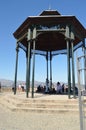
[0,0,86,83]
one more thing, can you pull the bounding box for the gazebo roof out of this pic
[39,10,61,16]
[13,10,86,51]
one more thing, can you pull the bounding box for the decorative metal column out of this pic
[65,25,71,98]
[71,40,76,98]
[45,51,49,92]
[70,26,76,98]
[67,40,71,98]
[50,51,52,89]
[32,27,36,98]
[26,28,31,98]
[46,51,49,82]
[14,42,19,95]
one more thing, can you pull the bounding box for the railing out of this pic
[77,54,86,130]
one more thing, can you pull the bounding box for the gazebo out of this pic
[13,10,86,98]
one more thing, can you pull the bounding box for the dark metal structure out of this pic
[13,10,86,98]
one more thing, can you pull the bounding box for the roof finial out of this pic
[49,3,51,10]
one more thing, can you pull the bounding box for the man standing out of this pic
[0,82,1,92]
[56,82,62,94]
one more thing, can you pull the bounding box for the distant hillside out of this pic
[0,78,70,88]
[0,79,14,87]
[0,79,45,88]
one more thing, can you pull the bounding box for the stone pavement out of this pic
[0,92,80,130]
[0,92,79,113]
[0,103,80,130]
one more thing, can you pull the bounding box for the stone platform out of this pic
[0,92,79,114]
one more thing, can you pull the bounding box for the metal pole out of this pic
[45,51,49,93]
[28,50,31,93]
[67,40,71,98]
[70,25,76,98]
[46,51,49,81]
[71,41,76,98]
[14,42,19,95]
[77,56,84,130]
[26,28,31,98]
[83,39,86,90]
[50,51,52,89]
[32,27,36,98]
[26,51,28,97]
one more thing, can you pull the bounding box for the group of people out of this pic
[56,82,66,94]
[36,81,68,94]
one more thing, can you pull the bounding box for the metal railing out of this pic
[77,54,86,130]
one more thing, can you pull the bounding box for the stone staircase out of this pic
[0,93,79,113]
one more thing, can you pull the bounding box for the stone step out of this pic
[0,97,17,110]
[1,95,78,108]
[0,99,79,114]
[0,93,81,113]
[1,100,78,110]
[0,99,79,113]
[11,107,79,114]
[15,102,78,109]
[4,94,78,104]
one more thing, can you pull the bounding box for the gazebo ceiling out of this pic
[13,10,86,51]
[20,31,80,51]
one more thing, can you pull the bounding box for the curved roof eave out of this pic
[13,15,86,40]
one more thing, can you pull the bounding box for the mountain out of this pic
[0,78,68,88]
[0,78,45,88]
[0,79,14,87]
